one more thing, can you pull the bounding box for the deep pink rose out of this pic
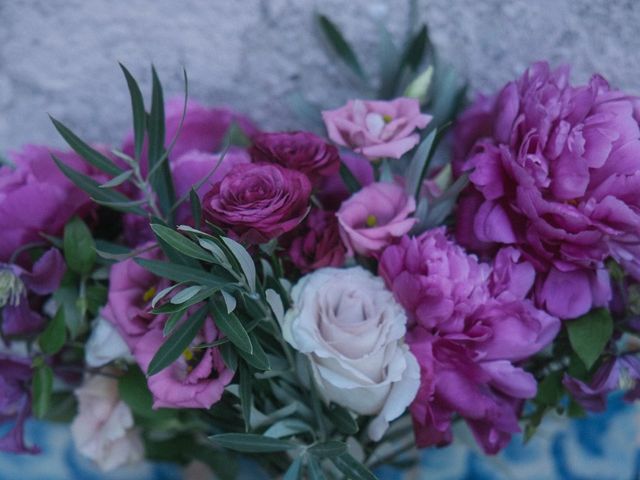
[133,322,234,409]
[101,245,166,349]
[287,209,346,273]
[0,146,103,261]
[122,99,258,168]
[336,182,416,256]
[249,131,340,182]
[454,61,640,319]
[322,98,431,159]
[379,230,559,454]
[202,163,311,244]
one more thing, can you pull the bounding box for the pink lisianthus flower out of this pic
[101,245,167,349]
[336,182,416,257]
[203,162,311,244]
[453,61,640,319]
[322,98,431,160]
[379,229,560,454]
[316,153,374,210]
[133,321,234,409]
[0,146,105,262]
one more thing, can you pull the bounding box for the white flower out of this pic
[282,266,420,440]
[71,374,144,471]
[85,317,132,367]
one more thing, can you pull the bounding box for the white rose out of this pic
[71,374,144,471]
[85,317,132,367]
[282,266,420,440]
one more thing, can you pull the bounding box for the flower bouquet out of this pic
[1,12,639,480]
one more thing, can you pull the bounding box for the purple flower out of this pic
[454,62,640,319]
[322,98,432,159]
[0,354,38,454]
[0,146,103,262]
[286,209,346,273]
[249,131,340,182]
[336,182,416,257]
[133,322,234,409]
[1,249,65,337]
[379,229,559,454]
[122,99,258,168]
[202,163,311,244]
[316,153,374,210]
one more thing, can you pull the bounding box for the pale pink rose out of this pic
[322,98,431,160]
[336,182,416,256]
[71,375,144,471]
[282,267,420,441]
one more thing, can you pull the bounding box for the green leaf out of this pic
[237,333,270,371]
[163,309,185,337]
[306,455,326,480]
[190,188,202,229]
[50,116,123,176]
[38,307,67,355]
[332,453,378,480]
[308,441,347,458]
[147,306,207,376]
[151,224,213,263]
[265,289,284,324]
[99,170,133,189]
[316,14,367,82]
[567,308,614,370]
[283,456,303,480]
[119,63,146,161]
[220,342,238,371]
[135,258,234,288]
[147,65,176,221]
[32,362,54,419]
[152,286,216,314]
[264,419,312,439]
[210,298,253,353]
[53,155,146,215]
[118,366,174,419]
[63,217,96,276]
[170,285,203,304]
[221,237,256,292]
[210,433,297,453]
[405,129,437,199]
[404,65,434,103]
[339,162,361,194]
[377,24,400,99]
[401,24,429,71]
[535,370,564,406]
[327,404,359,435]
[239,362,253,431]
[429,63,467,128]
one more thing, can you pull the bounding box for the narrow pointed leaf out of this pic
[38,308,67,355]
[306,455,326,480]
[283,457,303,480]
[151,224,213,263]
[210,298,252,353]
[332,453,377,480]
[99,169,133,189]
[221,237,256,291]
[316,14,367,82]
[119,63,146,161]
[32,363,54,419]
[405,128,437,199]
[170,285,203,304]
[210,433,297,453]
[308,441,347,458]
[135,258,233,288]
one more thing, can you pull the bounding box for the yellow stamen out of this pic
[382,114,393,123]
[142,286,157,302]
[183,348,194,362]
[366,214,378,228]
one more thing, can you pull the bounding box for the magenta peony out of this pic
[322,98,431,159]
[202,162,311,244]
[379,229,559,454]
[336,182,416,257]
[287,209,346,273]
[133,322,234,409]
[454,61,640,319]
[249,131,340,182]
[0,146,103,262]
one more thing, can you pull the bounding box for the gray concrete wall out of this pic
[1,0,638,152]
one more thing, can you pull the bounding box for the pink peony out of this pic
[336,182,416,257]
[454,62,640,319]
[287,209,346,273]
[0,146,103,262]
[133,322,234,409]
[202,162,311,244]
[322,98,431,159]
[249,131,340,182]
[379,229,559,454]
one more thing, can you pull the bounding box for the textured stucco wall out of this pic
[1,0,639,152]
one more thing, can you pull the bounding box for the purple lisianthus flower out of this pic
[0,353,38,454]
[322,98,432,160]
[1,249,65,337]
[122,99,258,168]
[316,153,374,210]
[133,322,234,409]
[336,182,416,257]
[379,229,559,454]
[249,131,340,183]
[286,209,346,273]
[0,146,103,262]
[202,163,312,244]
[454,62,640,319]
